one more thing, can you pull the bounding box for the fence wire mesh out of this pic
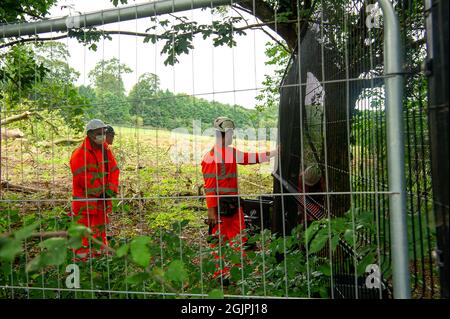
[0,0,443,299]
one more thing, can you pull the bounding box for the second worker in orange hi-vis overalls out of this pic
[201,117,277,279]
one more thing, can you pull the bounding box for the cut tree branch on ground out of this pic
[1,128,25,139]
[39,137,84,147]
[0,181,66,194]
[0,111,34,125]
[1,111,59,136]
[0,230,68,239]
[53,138,83,145]
[0,181,41,194]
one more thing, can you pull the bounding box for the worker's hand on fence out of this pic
[98,192,107,199]
[268,146,280,158]
[207,207,218,227]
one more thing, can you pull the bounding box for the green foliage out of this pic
[165,260,188,284]
[93,92,132,124]
[130,236,152,268]
[68,28,112,51]
[255,42,290,128]
[27,237,68,272]
[128,88,258,131]
[0,0,58,23]
[111,0,128,7]
[7,103,81,142]
[88,58,132,96]
[207,289,224,299]
[0,211,323,298]
[0,45,48,106]
[144,16,245,66]
[81,58,134,124]
[1,43,89,132]
[0,238,22,262]
[0,203,426,299]
[1,42,268,135]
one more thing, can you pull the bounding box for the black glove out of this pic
[98,192,107,199]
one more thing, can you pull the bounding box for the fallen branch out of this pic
[1,111,59,135]
[0,181,40,194]
[0,181,66,195]
[30,231,68,239]
[1,128,25,140]
[0,230,68,239]
[0,111,34,125]
[39,137,83,147]
[54,138,83,145]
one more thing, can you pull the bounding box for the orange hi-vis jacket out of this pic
[69,137,119,260]
[201,145,269,240]
[70,136,119,218]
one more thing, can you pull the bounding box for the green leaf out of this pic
[230,252,242,265]
[357,251,377,276]
[165,260,187,283]
[344,229,354,245]
[319,286,329,298]
[309,228,329,254]
[202,260,216,274]
[331,235,340,252]
[130,236,152,268]
[0,239,22,261]
[67,236,82,250]
[14,222,39,240]
[26,256,44,273]
[246,251,256,260]
[305,222,320,244]
[115,244,129,258]
[319,263,331,276]
[39,238,67,265]
[208,289,224,299]
[68,224,90,237]
[126,272,150,285]
[230,266,241,282]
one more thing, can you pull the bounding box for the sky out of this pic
[45,0,281,109]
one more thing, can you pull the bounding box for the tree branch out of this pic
[231,4,255,17]
[259,28,289,52]
[238,0,298,50]
[0,30,152,49]
[0,111,34,125]
[0,181,39,194]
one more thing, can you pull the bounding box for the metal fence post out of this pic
[378,0,411,299]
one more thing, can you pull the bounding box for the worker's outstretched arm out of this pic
[234,148,278,165]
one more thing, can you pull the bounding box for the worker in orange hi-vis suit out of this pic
[69,119,120,261]
[201,117,278,279]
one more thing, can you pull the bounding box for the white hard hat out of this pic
[86,119,107,132]
[213,117,235,132]
[303,165,322,186]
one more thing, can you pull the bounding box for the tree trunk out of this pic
[1,128,25,139]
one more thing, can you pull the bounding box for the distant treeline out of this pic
[81,86,261,131]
